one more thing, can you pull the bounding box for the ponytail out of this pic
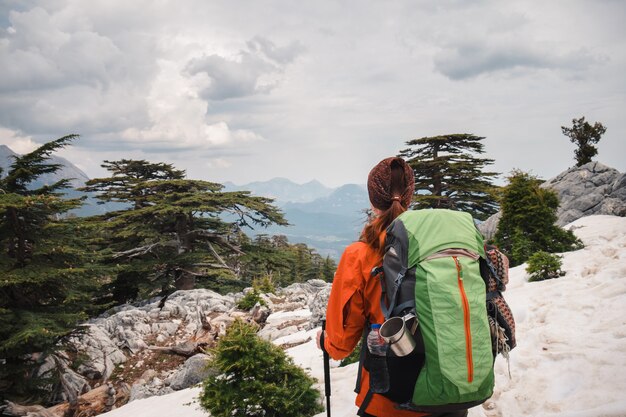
[360,199,407,256]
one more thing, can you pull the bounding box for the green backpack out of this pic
[360,209,496,414]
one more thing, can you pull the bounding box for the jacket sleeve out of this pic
[323,243,367,360]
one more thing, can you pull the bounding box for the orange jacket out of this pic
[323,240,428,417]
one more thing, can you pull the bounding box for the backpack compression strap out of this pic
[372,265,410,319]
[354,322,369,394]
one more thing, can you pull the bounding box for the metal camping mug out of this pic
[379,314,418,356]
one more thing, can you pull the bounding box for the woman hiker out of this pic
[316,156,468,417]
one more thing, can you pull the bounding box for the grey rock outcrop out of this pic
[279,279,329,307]
[129,378,174,402]
[254,280,333,343]
[166,354,214,390]
[542,162,625,225]
[310,284,332,328]
[48,289,236,404]
[37,354,91,403]
[479,162,625,239]
[476,212,501,243]
[68,325,127,381]
[37,281,332,408]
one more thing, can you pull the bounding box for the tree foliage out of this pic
[561,116,607,167]
[237,234,336,287]
[200,319,322,417]
[80,160,289,304]
[494,170,582,266]
[399,133,499,220]
[526,251,565,282]
[236,288,266,311]
[0,135,103,401]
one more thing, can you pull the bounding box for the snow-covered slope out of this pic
[101,215,626,417]
[480,215,626,417]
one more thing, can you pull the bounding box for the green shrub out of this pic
[255,275,276,294]
[526,251,565,282]
[236,289,265,310]
[510,228,534,267]
[495,170,583,266]
[200,319,323,417]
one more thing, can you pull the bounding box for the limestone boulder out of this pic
[68,325,127,380]
[542,162,626,225]
[479,162,625,239]
[166,354,214,390]
[309,283,332,329]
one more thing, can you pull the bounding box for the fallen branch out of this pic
[187,230,244,255]
[113,240,180,260]
[48,383,130,417]
[147,341,200,357]
[206,241,230,268]
[0,401,56,417]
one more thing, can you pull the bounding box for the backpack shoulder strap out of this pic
[354,320,370,394]
[373,264,408,319]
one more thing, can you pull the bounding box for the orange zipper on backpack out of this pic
[453,256,474,383]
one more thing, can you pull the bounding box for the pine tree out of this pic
[561,116,607,167]
[237,234,336,287]
[200,319,322,417]
[80,160,288,303]
[322,255,336,281]
[0,135,102,401]
[238,234,292,287]
[399,134,499,220]
[494,170,582,266]
[292,243,314,282]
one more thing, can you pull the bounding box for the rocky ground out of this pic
[1,280,332,417]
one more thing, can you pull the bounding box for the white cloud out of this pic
[434,41,601,80]
[0,7,122,92]
[185,37,303,101]
[247,36,305,65]
[119,60,264,150]
[0,127,40,153]
[205,158,232,169]
[120,121,263,150]
[0,3,157,141]
[186,52,275,101]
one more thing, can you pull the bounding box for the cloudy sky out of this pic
[1,0,624,187]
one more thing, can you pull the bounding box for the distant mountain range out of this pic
[223,178,334,205]
[1,145,367,259]
[225,180,369,259]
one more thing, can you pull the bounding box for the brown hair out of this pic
[360,157,414,255]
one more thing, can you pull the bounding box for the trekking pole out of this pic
[321,319,331,417]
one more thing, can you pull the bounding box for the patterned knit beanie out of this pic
[367,157,415,210]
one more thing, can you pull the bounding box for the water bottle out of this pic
[366,324,389,393]
[367,324,388,356]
